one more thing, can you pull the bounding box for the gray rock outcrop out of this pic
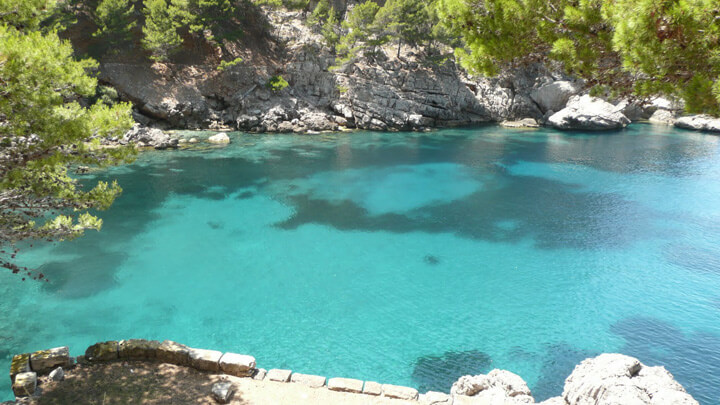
[675,114,720,133]
[562,354,698,405]
[548,95,630,130]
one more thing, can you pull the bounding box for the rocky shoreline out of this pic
[86,6,720,139]
[6,341,698,404]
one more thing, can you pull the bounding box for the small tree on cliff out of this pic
[93,0,137,48]
[0,0,136,279]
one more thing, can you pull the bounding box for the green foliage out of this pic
[438,0,720,115]
[335,0,381,63]
[141,0,189,61]
[217,56,244,70]
[0,0,57,30]
[320,7,340,48]
[93,0,137,47]
[308,0,330,25]
[266,75,289,91]
[372,0,433,57]
[0,19,136,277]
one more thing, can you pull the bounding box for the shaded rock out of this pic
[188,348,222,372]
[548,95,630,130]
[252,368,267,381]
[219,353,256,377]
[649,109,676,125]
[382,384,419,400]
[12,372,36,397]
[118,339,161,360]
[530,81,582,114]
[49,367,65,382]
[10,354,31,383]
[85,341,119,362]
[500,118,539,128]
[562,354,697,405]
[363,381,382,396]
[211,381,234,404]
[327,377,364,393]
[157,340,191,366]
[290,373,326,388]
[30,347,72,374]
[266,369,292,382]
[208,133,231,144]
[674,114,720,133]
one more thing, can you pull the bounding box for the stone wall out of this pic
[7,341,698,405]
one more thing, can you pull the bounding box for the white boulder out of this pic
[674,114,720,133]
[208,133,231,144]
[562,354,698,405]
[531,81,583,114]
[548,95,630,130]
[451,369,534,403]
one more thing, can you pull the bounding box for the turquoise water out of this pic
[2,125,720,403]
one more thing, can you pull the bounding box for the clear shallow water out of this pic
[2,125,720,403]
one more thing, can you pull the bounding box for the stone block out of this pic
[157,340,190,366]
[290,373,326,388]
[12,372,36,397]
[30,347,71,374]
[118,339,161,360]
[49,367,65,382]
[363,381,382,396]
[267,369,292,382]
[212,381,234,404]
[85,341,119,362]
[188,348,222,372]
[219,353,256,377]
[421,391,452,404]
[9,354,30,383]
[327,377,364,393]
[382,384,419,400]
[253,368,267,381]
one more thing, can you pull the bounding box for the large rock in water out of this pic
[674,114,720,133]
[530,81,582,114]
[548,95,630,130]
[451,369,534,403]
[122,124,179,149]
[562,354,698,405]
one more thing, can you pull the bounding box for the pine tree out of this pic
[141,0,190,61]
[0,1,136,278]
[93,0,137,48]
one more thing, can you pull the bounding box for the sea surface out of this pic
[2,125,720,403]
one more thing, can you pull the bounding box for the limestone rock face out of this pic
[12,372,36,397]
[451,369,534,404]
[30,347,72,374]
[674,114,720,133]
[530,81,582,114]
[562,354,698,405]
[548,95,630,130]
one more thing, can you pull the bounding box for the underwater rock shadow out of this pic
[411,350,493,393]
[38,251,129,299]
[611,316,720,405]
